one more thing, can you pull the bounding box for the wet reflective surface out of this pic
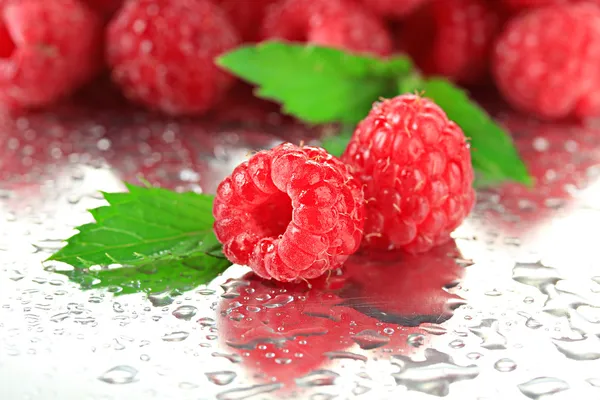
[1,94,600,399]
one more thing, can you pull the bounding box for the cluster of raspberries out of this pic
[213,93,476,282]
[2,0,600,120]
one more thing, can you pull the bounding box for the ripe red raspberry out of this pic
[501,0,600,12]
[341,94,475,254]
[358,0,432,19]
[106,0,240,116]
[0,0,102,111]
[400,0,499,84]
[215,0,277,42]
[213,143,365,282]
[492,3,600,119]
[82,0,123,18]
[260,0,393,56]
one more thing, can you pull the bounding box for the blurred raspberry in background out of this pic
[1,0,600,122]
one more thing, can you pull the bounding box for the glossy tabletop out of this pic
[1,91,600,400]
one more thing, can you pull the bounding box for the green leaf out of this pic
[48,184,230,290]
[217,40,413,124]
[420,79,532,186]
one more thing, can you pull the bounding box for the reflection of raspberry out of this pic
[359,0,431,19]
[400,0,499,84]
[215,0,276,42]
[0,0,102,111]
[342,94,475,254]
[493,3,600,119]
[213,143,365,282]
[261,0,392,56]
[106,0,240,116]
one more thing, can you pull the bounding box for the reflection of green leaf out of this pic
[56,259,229,296]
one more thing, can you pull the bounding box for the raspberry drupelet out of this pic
[213,143,365,282]
[342,94,475,254]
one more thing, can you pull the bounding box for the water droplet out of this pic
[587,378,600,388]
[212,352,242,363]
[112,302,124,313]
[265,352,275,358]
[255,293,271,302]
[296,370,340,387]
[98,366,138,384]
[518,377,569,399]
[469,319,507,350]
[246,306,261,313]
[162,331,189,342]
[485,289,503,297]
[420,324,447,335]
[352,330,390,350]
[353,384,371,395]
[553,335,600,360]
[323,351,367,362]
[222,301,243,316]
[392,349,479,396]
[512,261,562,293]
[216,383,282,400]
[140,354,150,361]
[383,327,394,335]
[111,338,126,350]
[263,295,294,308]
[408,333,425,347]
[50,312,70,323]
[9,270,25,281]
[524,296,535,304]
[525,317,543,329]
[449,339,465,349]
[220,279,250,299]
[198,317,216,327]
[494,358,517,372]
[228,311,245,321]
[172,305,197,320]
[148,290,175,307]
[206,371,237,386]
[197,288,216,296]
[466,352,483,360]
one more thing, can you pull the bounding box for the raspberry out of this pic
[216,0,276,42]
[501,0,600,12]
[358,0,432,19]
[213,142,365,282]
[0,0,102,111]
[106,0,240,116]
[260,0,393,56]
[492,3,600,119]
[341,94,475,254]
[400,0,499,84]
[82,0,123,18]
